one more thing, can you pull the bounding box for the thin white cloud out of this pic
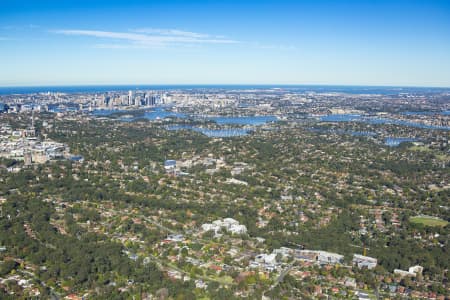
[134,28,212,39]
[52,28,239,48]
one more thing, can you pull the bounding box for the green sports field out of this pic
[409,216,448,227]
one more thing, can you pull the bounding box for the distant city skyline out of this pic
[1,0,450,87]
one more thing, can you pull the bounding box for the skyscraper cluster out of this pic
[92,91,163,108]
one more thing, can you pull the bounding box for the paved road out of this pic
[142,216,178,234]
[273,263,294,287]
[262,263,295,300]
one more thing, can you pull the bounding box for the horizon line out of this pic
[1,83,450,89]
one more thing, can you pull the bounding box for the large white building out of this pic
[352,254,378,269]
[394,265,423,277]
[296,250,344,265]
[201,218,247,235]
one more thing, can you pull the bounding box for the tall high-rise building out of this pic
[121,95,129,106]
[128,90,134,106]
[100,94,110,107]
[150,94,156,106]
[134,96,141,107]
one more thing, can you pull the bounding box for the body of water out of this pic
[47,104,80,113]
[319,114,361,122]
[384,137,418,147]
[91,109,268,137]
[320,114,450,130]
[402,111,450,116]
[2,85,450,95]
[91,107,277,127]
[70,155,84,162]
[210,115,278,125]
[142,108,186,120]
[48,107,79,113]
[91,107,184,120]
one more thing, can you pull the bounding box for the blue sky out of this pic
[1,0,449,86]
